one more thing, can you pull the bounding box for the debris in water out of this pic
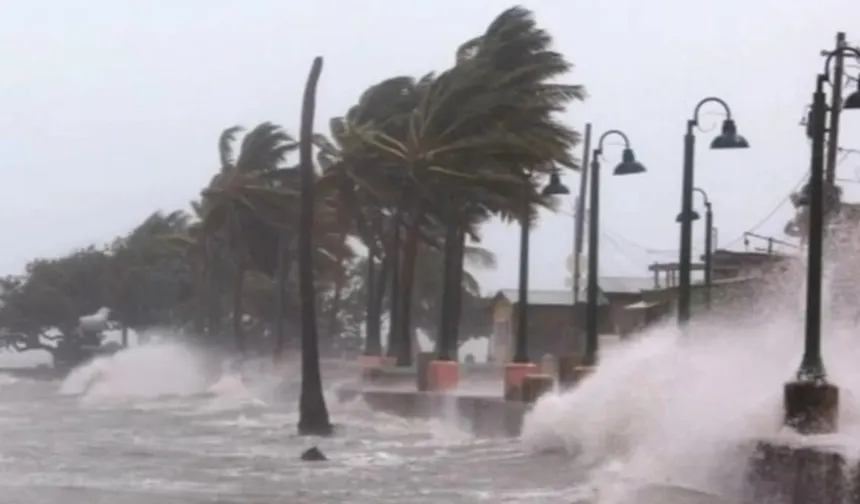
[300,446,327,462]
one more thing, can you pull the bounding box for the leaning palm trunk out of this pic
[297,56,332,437]
[395,201,423,367]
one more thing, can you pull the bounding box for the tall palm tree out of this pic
[296,57,333,436]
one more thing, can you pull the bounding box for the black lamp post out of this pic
[677,98,749,326]
[582,131,646,367]
[512,170,570,364]
[784,45,860,434]
[677,187,714,310]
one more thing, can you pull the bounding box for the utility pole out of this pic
[825,32,846,184]
[572,123,592,306]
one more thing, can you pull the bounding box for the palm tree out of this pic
[340,6,584,365]
[199,122,298,359]
[296,56,333,436]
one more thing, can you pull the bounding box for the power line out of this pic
[719,171,809,248]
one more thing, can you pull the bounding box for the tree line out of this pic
[1,6,584,435]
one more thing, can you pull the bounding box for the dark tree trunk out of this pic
[435,217,460,361]
[205,241,224,348]
[121,325,129,347]
[296,56,332,437]
[363,251,383,356]
[448,227,467,360]
[395,203,423,367]
[232,262,245,357]
[325,230,349,347]
[368,252,390,355]
[273,233,291,362]
[386,216,402,359]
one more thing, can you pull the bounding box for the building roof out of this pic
[494,277,653,307]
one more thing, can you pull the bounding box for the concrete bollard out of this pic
[416,352,435,392]
[427,360,459,392]
[503,362,537,401]
[521,374,554,404]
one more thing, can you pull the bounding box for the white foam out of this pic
[520,252,860,502]
[60,341,212,401]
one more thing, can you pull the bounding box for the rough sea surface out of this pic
[0,349,586,504]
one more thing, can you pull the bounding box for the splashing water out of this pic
[520,251,860,502]
[60,342,219,402]
[521,316,860,501]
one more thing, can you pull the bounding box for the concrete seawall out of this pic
[336,386,529,437]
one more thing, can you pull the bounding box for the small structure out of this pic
[486,276,653,362]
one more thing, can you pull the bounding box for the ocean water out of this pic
[0,343,583,504]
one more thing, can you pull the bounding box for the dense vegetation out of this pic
[0,6,584,434]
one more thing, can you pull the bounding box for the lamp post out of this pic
[581,130,646,369]
[502,169,569,400]
[677,187,714,310]
[512,170,571,364]
[677,98,749,326]
[784,45,860,434]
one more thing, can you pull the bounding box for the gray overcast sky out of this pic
[3,0,860,295]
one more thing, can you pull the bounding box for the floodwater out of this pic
[6,310,833,504]
[0,344,586,504]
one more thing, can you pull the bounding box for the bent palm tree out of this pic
[199,122,298,357]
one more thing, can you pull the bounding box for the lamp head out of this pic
[613,148,647,176]
[675,210,701,223]
[541,171,570,196]
[843,75,860,109]
[710,118,750,149]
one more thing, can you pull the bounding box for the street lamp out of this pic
[784,45,860,435]
[677,98,749,326]
[503,168,569,400]
[676,187,714,310]
[511,169,570,365]
[582,130,646,368]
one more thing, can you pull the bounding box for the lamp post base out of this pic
[784,380,839,434]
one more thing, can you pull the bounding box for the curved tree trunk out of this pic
[297,56,332,437]
[395,202,423,367]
